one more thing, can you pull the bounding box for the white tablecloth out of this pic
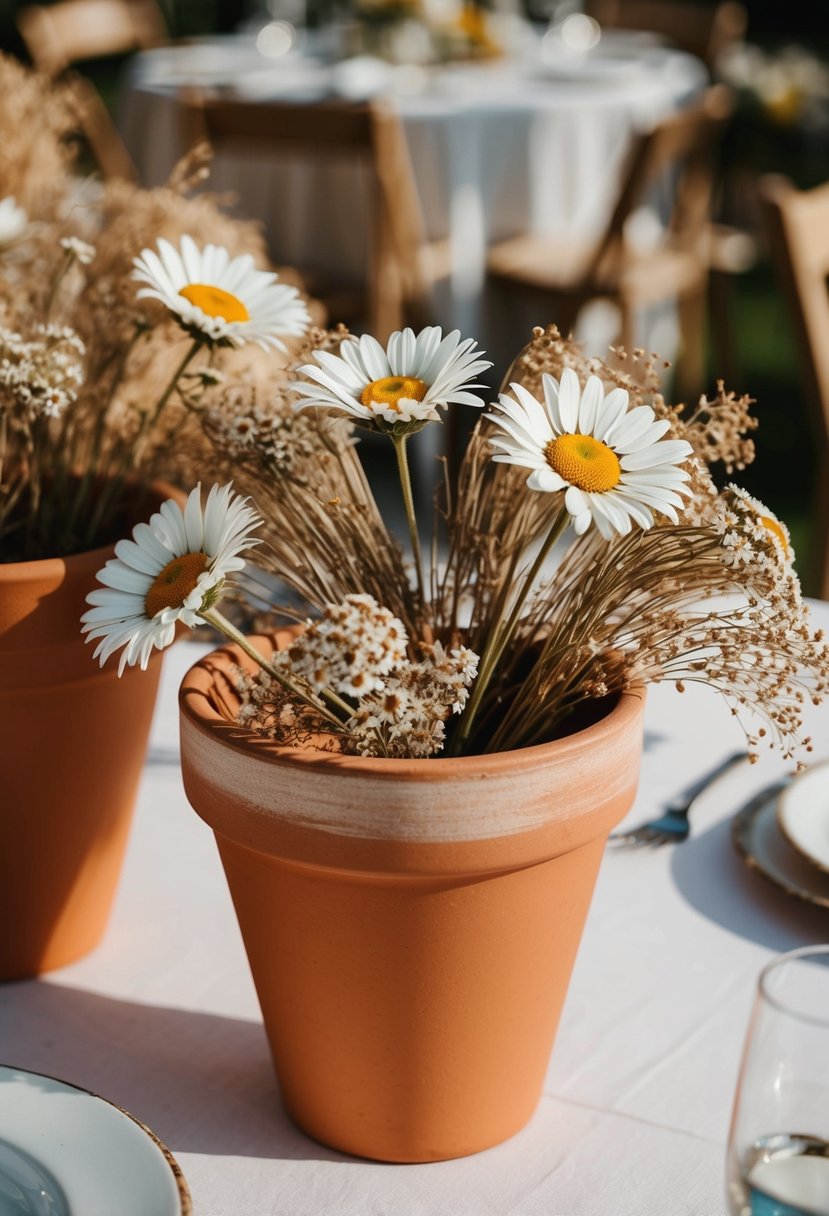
[119,35,707,365]
[3,603,828,1215]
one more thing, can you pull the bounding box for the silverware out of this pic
[610,750,750,847]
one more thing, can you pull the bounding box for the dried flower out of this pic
[0,324,84,419]
[0,52,315,562]
[59,236,95,265]
[287,594,408,698]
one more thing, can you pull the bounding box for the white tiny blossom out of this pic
[343,639,479,758]
[0,197,28,246]
[0,324,85,420]
[288,594,409,699]
[60,236,95,264]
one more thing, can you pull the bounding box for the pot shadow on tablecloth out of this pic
[0,981,348,1162]
[670,814,828,950]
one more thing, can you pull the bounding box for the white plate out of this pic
[732,783,829,910]
[0,1066,191,1216]
[778,760,829,874]
[534,33,667,83]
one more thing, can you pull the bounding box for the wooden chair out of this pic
[179,93,446,343]
[486,85,733,400]
[585,0,747,68]
[17,0,168,180]
[17,0,166,77]
[760,175,829,599]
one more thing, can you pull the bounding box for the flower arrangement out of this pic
[0,53,311,564]
[342,0,503,65]
[718,42,829,131]
[84,321,829,761]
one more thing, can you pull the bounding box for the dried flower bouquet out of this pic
[84,305,829,761]
[0,53,311,563]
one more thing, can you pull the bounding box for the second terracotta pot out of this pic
[180,632,645,1163]
[0,490,169,979]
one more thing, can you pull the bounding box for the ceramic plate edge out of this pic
[776,758,829,876]
[0,1065,192,1216]
[731,782,829,910]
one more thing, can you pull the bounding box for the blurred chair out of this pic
[706,217,758,387]
[180,93,446,342]
[17,0,167,179]
[17,0,166,76]
[486,85,733,400]
[760,175,829,598]
[585,0,747,67]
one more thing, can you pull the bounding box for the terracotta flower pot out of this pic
[0,490,171,980]
[179,631,645,1164]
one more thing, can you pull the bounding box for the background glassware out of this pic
[727,945,829,1216]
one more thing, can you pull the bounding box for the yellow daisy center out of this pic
[145,552,208,619]
[360,376,429,412]
[760,514,790,555]
[545,433,622,493]
[179,283,250,323]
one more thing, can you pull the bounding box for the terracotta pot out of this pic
[179,631,645,1163]
[0,488,171,980]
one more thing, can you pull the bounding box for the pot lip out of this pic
[0,479,181,580]
[180,636,646,782]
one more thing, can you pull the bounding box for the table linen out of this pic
[3,601,828,1214]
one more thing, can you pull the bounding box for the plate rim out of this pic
[731,781,829,910]
[0,1063,193,1216]
[777,758,829,876]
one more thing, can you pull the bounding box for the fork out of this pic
[610,750,749,847]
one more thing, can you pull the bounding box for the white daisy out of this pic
[81,484,261,675]
[132,235,310,351]
[485,368,693,539]
[0,197,28,246]
[292,326,492,435]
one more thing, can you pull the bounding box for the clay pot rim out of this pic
[0,479,181,580]
[180,634,647,783]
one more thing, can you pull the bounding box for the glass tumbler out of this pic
[727,945,829,1216]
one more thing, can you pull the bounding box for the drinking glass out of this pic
[727,945,829,1216]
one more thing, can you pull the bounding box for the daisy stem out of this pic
[133,339,201,461]
[44,252,73,319]
[392,433,427,618]
[452,506,570,754]
[200,607,352,728]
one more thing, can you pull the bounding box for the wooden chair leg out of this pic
[618,298,636,354]
[814,449,829,601]
[675,281,708,402]
[709,269,739,387]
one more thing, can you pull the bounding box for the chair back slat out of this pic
[18,0,166,77]
[761,175,829,597]
[182,92,430,340]
[588,84,732,279]
[586,0,747,66]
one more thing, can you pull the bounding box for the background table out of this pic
[3,602,828,1214]
[119,34,707,365]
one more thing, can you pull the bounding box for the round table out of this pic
[119,32,707,362]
